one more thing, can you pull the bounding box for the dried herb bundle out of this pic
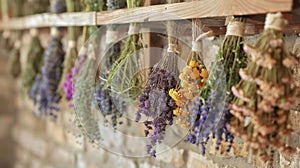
[73,44,102,143]
[227,13,299,162]
[73,0,105,142]
[59,0,81,101]
[67,0,104,101]
[136,0,182,156]
[23,29,44,93]
[104,0,144,101]
[23,0,49,95]
[8,0,24,78]
[94,0,126,129]
[169,19,210,129]
[188,17,247,154]
[35,0,66,120]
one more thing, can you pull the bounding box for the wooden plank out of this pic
[0,0,293,30]
[0,12,96,30]
[95,0,293,25]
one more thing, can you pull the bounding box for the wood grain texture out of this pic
[0,0,294,30]
[0,12,96,29]
[96,0,293,25]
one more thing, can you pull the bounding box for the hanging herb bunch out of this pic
[8,0,24,78]
[169,19,210,129]
[135,1,182,156]
[59,0,81,101]
[227,13,299,162]
[66,0,104,103]
[34,0,66,120]
[94,0,126,129]
[104,0,145,101]
[73,0,105,144]
[23,0,49,95]
[187,17,247,155]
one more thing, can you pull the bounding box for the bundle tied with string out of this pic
[23,28,44,94]
[103,0,144,101]
[69,0,104,102]
[169,19,210,129]
[187,17,247,155]
[8,0,24,78]
[227,13,299,162]
[59,0,81,101]
[23,0,49,95]
[135,17,182,157]
[73,0,105,143]
[35,0,66,120]
[94,0,126,129]
[73,44,102,144]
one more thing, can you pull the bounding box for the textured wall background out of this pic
[1,33,300,168]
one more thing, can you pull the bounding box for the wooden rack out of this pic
[0,0,299,35]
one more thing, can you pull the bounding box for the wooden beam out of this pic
[96,0,293,25]
[0,0,293,30]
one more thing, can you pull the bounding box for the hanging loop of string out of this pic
[192,30,214,52]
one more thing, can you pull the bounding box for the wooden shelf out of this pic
[0,0,299,35]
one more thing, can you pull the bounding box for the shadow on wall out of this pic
[0,52,17,168]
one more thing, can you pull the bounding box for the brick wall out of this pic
[6,33,300,168]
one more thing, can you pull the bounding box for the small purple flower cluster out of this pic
[62,68,76,101]
[136,66,178,157]
[94,73,124,129]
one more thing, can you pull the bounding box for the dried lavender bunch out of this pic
[93,0,126,129]
[104,0,144,101]
[23,29,44,95]
[136,17,181,156]
[227,13,299,162]
[136,66,178,157]
[36,0,66,120]
[38,33,65,119]
[188,17,247,154]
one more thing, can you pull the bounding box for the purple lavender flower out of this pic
[136,67,178,156]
